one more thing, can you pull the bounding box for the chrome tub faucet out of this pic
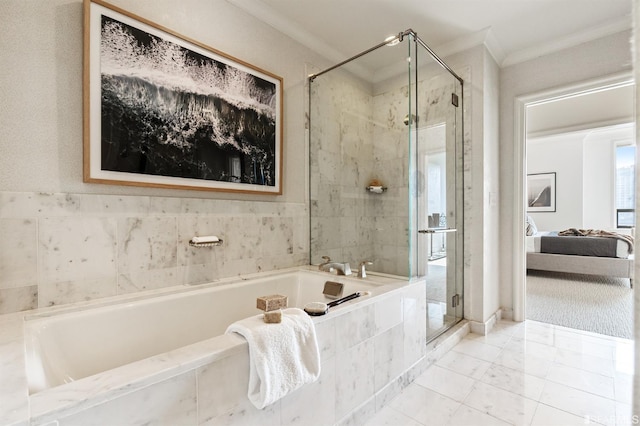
[318,256,352,276]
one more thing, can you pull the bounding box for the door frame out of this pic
[512,72,634,321]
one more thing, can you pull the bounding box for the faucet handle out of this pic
[319,255,332,271]
[358,260,373,278]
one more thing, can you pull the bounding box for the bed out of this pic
[525,217,634,287]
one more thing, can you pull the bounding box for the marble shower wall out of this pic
[310,63,463,277]
[309,72,378,268]
[0,191,308,314]
[371,84,412,276]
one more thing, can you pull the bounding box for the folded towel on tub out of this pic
[225,307,321,409]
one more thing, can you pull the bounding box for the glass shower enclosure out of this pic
[308,30,464,341]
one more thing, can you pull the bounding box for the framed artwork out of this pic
[83,0,283,194]
[527,172,556,212]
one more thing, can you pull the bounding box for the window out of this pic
[615,144,635,228]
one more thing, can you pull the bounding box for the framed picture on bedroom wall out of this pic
[527,172,556,212]
[83,0,283,195]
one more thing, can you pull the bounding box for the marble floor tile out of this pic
[555,335,615,360]
[479,363,546,401]
[414,365,475,403]
[613,372,633,405]
[530,403,589,426]
[435,350,492,380]
[492,319,526,335]
[387,383,461,425]
[613,342,635,376]
[463,381,538,426]
[554,347,615,377]
[616,401,634,426]
[503,337,558,361]
[450,338,502,363]
[365,320,632,426]
[546,363,615,399]
[539,381,617,424]
[363,405,422,426]
[492,348,552,378]
[447,405,510,426]
[463,331,512,348]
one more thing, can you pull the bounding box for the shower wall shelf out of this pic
[189,239,223,247]
[366,186,387,193]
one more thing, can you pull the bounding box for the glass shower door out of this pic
[414,61,463,340]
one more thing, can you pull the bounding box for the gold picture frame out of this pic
[83,0,283,194]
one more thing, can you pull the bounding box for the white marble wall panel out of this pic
[117,217,178,293]
[38,217,118,307]
[374,323,405,393]
[0,219,37,289]
[0,191,308,314]
[313,312,337,361]
[309,71,378,270]
[56,372,198,426]
[0,338,29,426]
[403,281,428,368]
[335,304,376,353]
[0,192,82,218]
[196,348,257,423]
[335,339,375,419]
[280,356,337,425]
[374,292,403,333]
[0,218,38,314]
[177,215,226,285]
[0,287,37,315]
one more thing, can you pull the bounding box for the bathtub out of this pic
[24,268,399,395]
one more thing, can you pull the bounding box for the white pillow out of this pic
[526,215,538,236]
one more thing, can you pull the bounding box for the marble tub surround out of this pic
[0,267,430,425]
[0,191,308,315]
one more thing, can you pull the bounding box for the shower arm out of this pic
[308,29,463,84]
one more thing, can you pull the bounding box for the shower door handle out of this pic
[418,228,457,234]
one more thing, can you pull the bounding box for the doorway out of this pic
[513,74,635,335]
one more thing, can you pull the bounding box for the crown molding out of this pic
[228,0,631,73]
[227,0,374,79]
[433,27,506,65]
[501,15,632,67]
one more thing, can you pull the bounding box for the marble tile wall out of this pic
[309,72,378,268]
[50,279,427,425]
[310,62,465,278]
[0,191,308,315]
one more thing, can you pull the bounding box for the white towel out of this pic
[225,307,321,409]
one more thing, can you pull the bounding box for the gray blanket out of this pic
[558,228,634,254]
[540,233,619,258]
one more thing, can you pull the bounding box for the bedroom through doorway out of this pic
[521,79,635,339]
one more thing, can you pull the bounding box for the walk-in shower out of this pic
[308,29,464,341]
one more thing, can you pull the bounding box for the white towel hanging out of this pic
[225,308,321,409]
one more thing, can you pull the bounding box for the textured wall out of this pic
[498,30,633,312]
[0,0,334,313]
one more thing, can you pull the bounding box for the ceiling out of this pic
[228,0,632,69]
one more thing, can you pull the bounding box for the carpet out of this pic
[425,264,446,303]
[526,270,634,339]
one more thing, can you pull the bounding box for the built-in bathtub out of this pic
[21,266,434,425]
[25,269,383,394]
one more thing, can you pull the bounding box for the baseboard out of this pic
[500,308,514,320]
[469,308,504,335]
